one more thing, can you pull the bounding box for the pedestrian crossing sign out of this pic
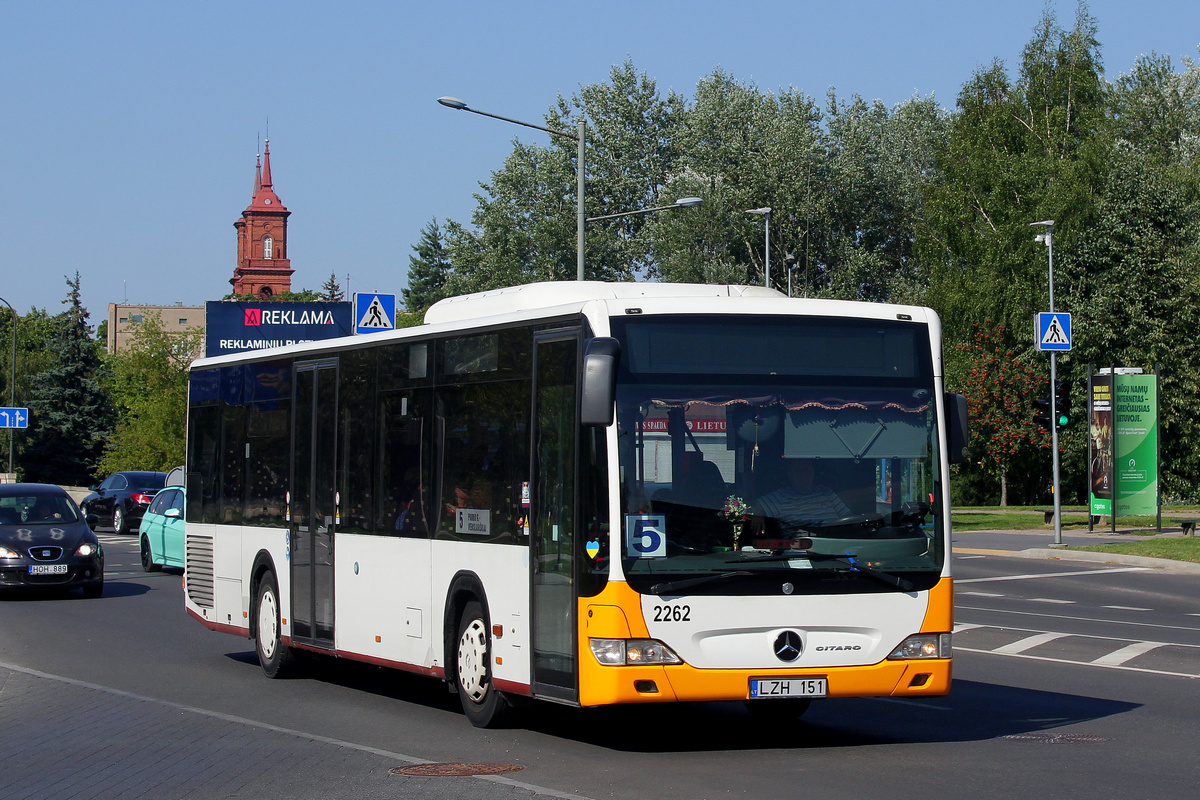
[354,292,397,334]
[1036,312,1072,351]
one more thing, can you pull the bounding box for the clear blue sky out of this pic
[1,0,1197,319]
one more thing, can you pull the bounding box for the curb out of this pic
[1013,547,1200,574]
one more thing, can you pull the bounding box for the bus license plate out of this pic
[749,677,827,699]
[29,564,68,575]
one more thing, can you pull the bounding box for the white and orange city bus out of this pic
[183,281,968,727]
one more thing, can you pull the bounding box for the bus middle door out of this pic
[291,359,337,650]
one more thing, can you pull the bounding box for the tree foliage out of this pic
[98,311,200,474]
[403,218,451,313]
[22,274,115,485]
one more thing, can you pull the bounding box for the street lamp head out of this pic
[437,96,468,110]
[746,207,771,215]
[1030,220,1054,228]
[674,197,703,208]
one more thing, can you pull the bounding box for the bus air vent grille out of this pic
[185,534,215,608]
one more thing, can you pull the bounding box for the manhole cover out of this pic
[390,763,526,777]
[1001,733,1111,744]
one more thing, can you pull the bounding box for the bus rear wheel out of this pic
[455,600,511,728]
[255,571,297,678]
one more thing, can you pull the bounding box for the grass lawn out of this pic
[1072,537,1200,563]
[950,510,1157,532]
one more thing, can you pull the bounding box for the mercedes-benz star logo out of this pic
[773,630,803,662]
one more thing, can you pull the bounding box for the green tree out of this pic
[98,311,200,473]
[958,323,1050,505]
[23,274,115,484]
[404,218,451,313]
[446,60,684,293]
[320,272,345,302]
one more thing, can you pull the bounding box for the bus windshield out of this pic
[611,314,945,595]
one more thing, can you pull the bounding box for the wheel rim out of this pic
[258,587,278,660]
[114,508,123,531]
[457,617,489,703]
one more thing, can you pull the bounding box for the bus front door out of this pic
[530,333,579,702]
[291,360,337,650]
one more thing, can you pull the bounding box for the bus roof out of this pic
[422,281,783,325]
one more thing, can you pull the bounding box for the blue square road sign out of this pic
[1036,312,1072,351]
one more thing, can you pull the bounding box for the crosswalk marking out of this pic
[1092,641,1164,666]
[994,632,1069,654]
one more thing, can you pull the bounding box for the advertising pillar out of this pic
[1089,371,1158,518]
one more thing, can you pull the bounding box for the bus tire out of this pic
[255,571,297,678]
[455,600,511,728]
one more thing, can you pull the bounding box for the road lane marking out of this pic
[958,604,1200,634]
[957,567,1150,584]
[954,548,1016,555]
[960,591,1004,597]
[993,632,1069,654]
[1092,641,1164,666]
[956,646,1200,679]
[1028,598,1075,604]
[0,660,596,800]
[1103,606,1151,612]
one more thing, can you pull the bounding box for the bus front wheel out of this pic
[455,600,511,728]
[255,572,297,678]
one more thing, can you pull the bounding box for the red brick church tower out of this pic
[231,140,293,297]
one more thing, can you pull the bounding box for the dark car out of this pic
[81,471,167,534]
[0,483,104,598]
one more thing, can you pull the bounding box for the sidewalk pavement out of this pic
[954,527,1200,574]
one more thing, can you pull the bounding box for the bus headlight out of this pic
[888,633,952,660]
[590,638,683,666]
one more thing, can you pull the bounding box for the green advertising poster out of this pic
[1114,373,1158,515]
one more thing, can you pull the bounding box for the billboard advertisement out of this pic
[1089,371,1157,517]
[205,301,353,357]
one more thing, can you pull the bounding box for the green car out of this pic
[139,469,184,572]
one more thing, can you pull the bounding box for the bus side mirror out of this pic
[581,337,620,427]
[946,392,969,463]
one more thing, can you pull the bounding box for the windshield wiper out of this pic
[727,552,914,592]
[649,570,756,596]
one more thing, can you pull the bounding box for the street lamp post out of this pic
[0,296,17,476]
[586,196,702,223]
[746,207,771,288]
[1031,220,1063,546]
[439,96,586,281]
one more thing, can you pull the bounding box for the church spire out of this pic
[261,139,274,189]
[253,152,262,196]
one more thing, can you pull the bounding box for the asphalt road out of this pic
[1,530,1198,800]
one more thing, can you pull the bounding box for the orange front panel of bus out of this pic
[577,580,951,708]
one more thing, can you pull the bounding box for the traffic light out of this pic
[1033,396,1052,430]
[1054,381,1071,428]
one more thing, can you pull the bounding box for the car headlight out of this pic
[589,638,683,666]
[76,543,97,557]
[888,633,952,660]
[0,546,20,559]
